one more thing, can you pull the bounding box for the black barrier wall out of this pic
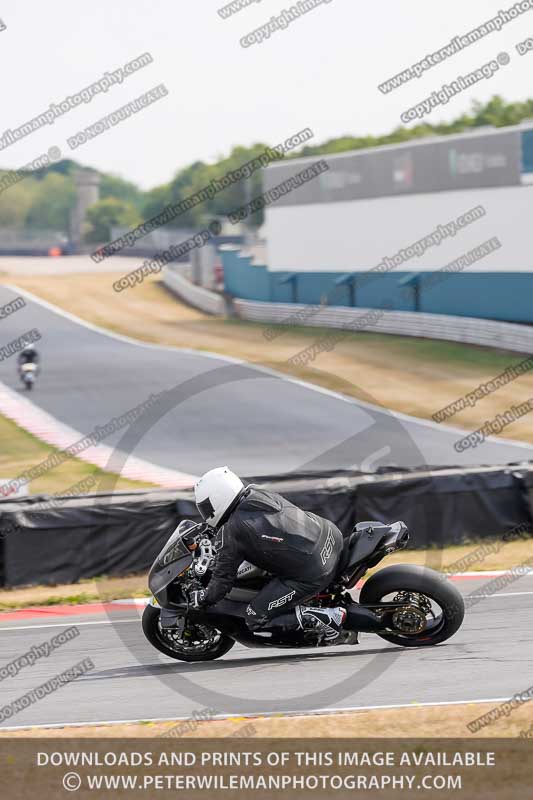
[0,491,196,588]
[0,466,531,587]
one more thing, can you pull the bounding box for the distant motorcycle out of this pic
[143,518,465,662]
[19,363,38,391]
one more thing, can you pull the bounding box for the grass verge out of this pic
[0,702,529,738]
[0,412,155,495]
[0,573,150,610]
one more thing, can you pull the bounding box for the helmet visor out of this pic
[197,496,215,522]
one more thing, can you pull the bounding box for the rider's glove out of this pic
[188,589,207,609]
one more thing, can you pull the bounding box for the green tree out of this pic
[141,183,173,221]
[84,197,141,243]
[297,96,533,160]
[0,179,35,228]
[100,173,143,211]
[25,172,76,232]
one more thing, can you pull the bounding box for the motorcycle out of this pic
[143,518,465,662]
[19,362,38,391]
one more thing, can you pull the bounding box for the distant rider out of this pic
[17,343,40,371]
[190,466,347,642]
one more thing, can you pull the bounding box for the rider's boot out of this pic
[296,606,347,642]
[247,606,348,644]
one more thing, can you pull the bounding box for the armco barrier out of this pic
[162,269,533,354]
[233,300,533,355]
[0,464,531,586]
[163,266,225,315]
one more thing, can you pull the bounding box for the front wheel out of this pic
[142,605,235,662]
[359,564,464,647]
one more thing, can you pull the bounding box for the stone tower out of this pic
[70,169,100,250]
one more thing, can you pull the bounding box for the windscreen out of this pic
[157,520,198,566]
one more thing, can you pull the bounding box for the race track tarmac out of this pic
[0,574,531,728]
[0,285,530,478]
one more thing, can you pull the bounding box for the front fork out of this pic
[151,596,189,635]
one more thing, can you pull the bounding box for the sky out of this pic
[1,0,533,189]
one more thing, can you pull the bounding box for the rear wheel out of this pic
[359,564,464,647]
[142,605,235,662]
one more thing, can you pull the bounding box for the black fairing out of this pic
[149,554,192,603]
[339,521,409,581]
[148,522,199,602]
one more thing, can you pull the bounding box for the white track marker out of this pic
[0,619,140,632]
[0,696,517,732]
[0,380,196,490]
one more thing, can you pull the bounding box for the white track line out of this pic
[1,595,531,632]
[0,619,140,632]
[446,570,533,577]
[6,283,533,455]
[1,582,531,632]
[469,591,533,598]
[110,598,150,606]
[0,696,515,732]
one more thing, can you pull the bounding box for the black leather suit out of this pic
[203,486,343,630]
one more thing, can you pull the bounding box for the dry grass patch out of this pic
[0,573,150,610]
[0,413,153,496]
[1,702,529,738]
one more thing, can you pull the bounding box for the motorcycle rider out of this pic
[190,466,347,642]
[17,343,40,370]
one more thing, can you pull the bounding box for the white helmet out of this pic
[194,466,244,528]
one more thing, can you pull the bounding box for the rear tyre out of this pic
[359,564,464,647]
[142,605,235,662]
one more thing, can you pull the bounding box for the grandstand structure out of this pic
[221,122,533,323]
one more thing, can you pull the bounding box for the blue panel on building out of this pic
[522,130,533,174]
[221,250,270,301]
[219,128,533,325]
[221,249,533,324]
